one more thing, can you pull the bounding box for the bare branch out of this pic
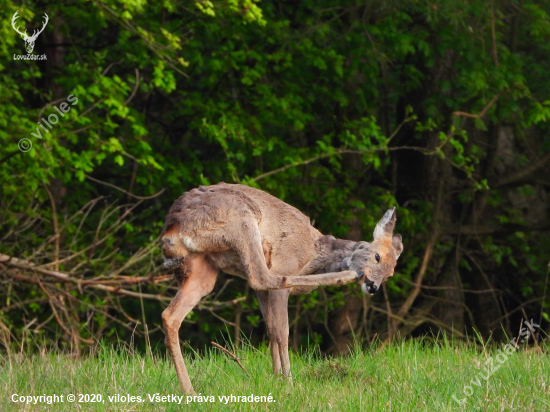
[494,151,550,188]
[81,173,166,200]
[453,92,502,119]
[124,68,140,106]
[210,342,250,377]
[252,117,447,182]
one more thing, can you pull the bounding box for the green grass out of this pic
[1,337,549,411]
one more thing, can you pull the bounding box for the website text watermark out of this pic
[10,392,276,405]
[451,318,541,406]
[18,94,78,152]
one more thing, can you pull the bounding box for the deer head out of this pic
[12,11,49,54]
[342,207,403,294]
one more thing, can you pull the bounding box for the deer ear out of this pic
[353,241,368,251]
[373,207,397,240]
[392,234,403,258]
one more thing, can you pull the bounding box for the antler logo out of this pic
[11,11,49,54]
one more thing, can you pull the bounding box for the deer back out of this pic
[162,183,322,276]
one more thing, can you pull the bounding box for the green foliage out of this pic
[1,0,549,349]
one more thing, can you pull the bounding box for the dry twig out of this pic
[210,341,250,377]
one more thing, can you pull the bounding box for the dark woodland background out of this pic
[1,0,549,355]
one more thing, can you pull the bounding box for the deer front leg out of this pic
[256,290,292,380]
[256,291,281,374]
[269,289,292,380]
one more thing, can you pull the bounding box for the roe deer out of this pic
[161,183,403,394]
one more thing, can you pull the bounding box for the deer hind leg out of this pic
[233,218,361,291]
[162,254,218,395]
[233,219,285,291]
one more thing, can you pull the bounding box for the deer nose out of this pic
[364,278,378,294]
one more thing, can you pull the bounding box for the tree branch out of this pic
[453,92,502,119]
[82,172,166,200]
[210,341,250,377]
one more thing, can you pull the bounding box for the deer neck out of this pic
[299,235,359,276]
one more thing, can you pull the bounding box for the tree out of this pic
[1,0,549,352]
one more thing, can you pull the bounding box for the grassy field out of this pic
[1,337,549,411]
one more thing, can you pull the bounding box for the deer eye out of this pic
[375,254,380,263]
